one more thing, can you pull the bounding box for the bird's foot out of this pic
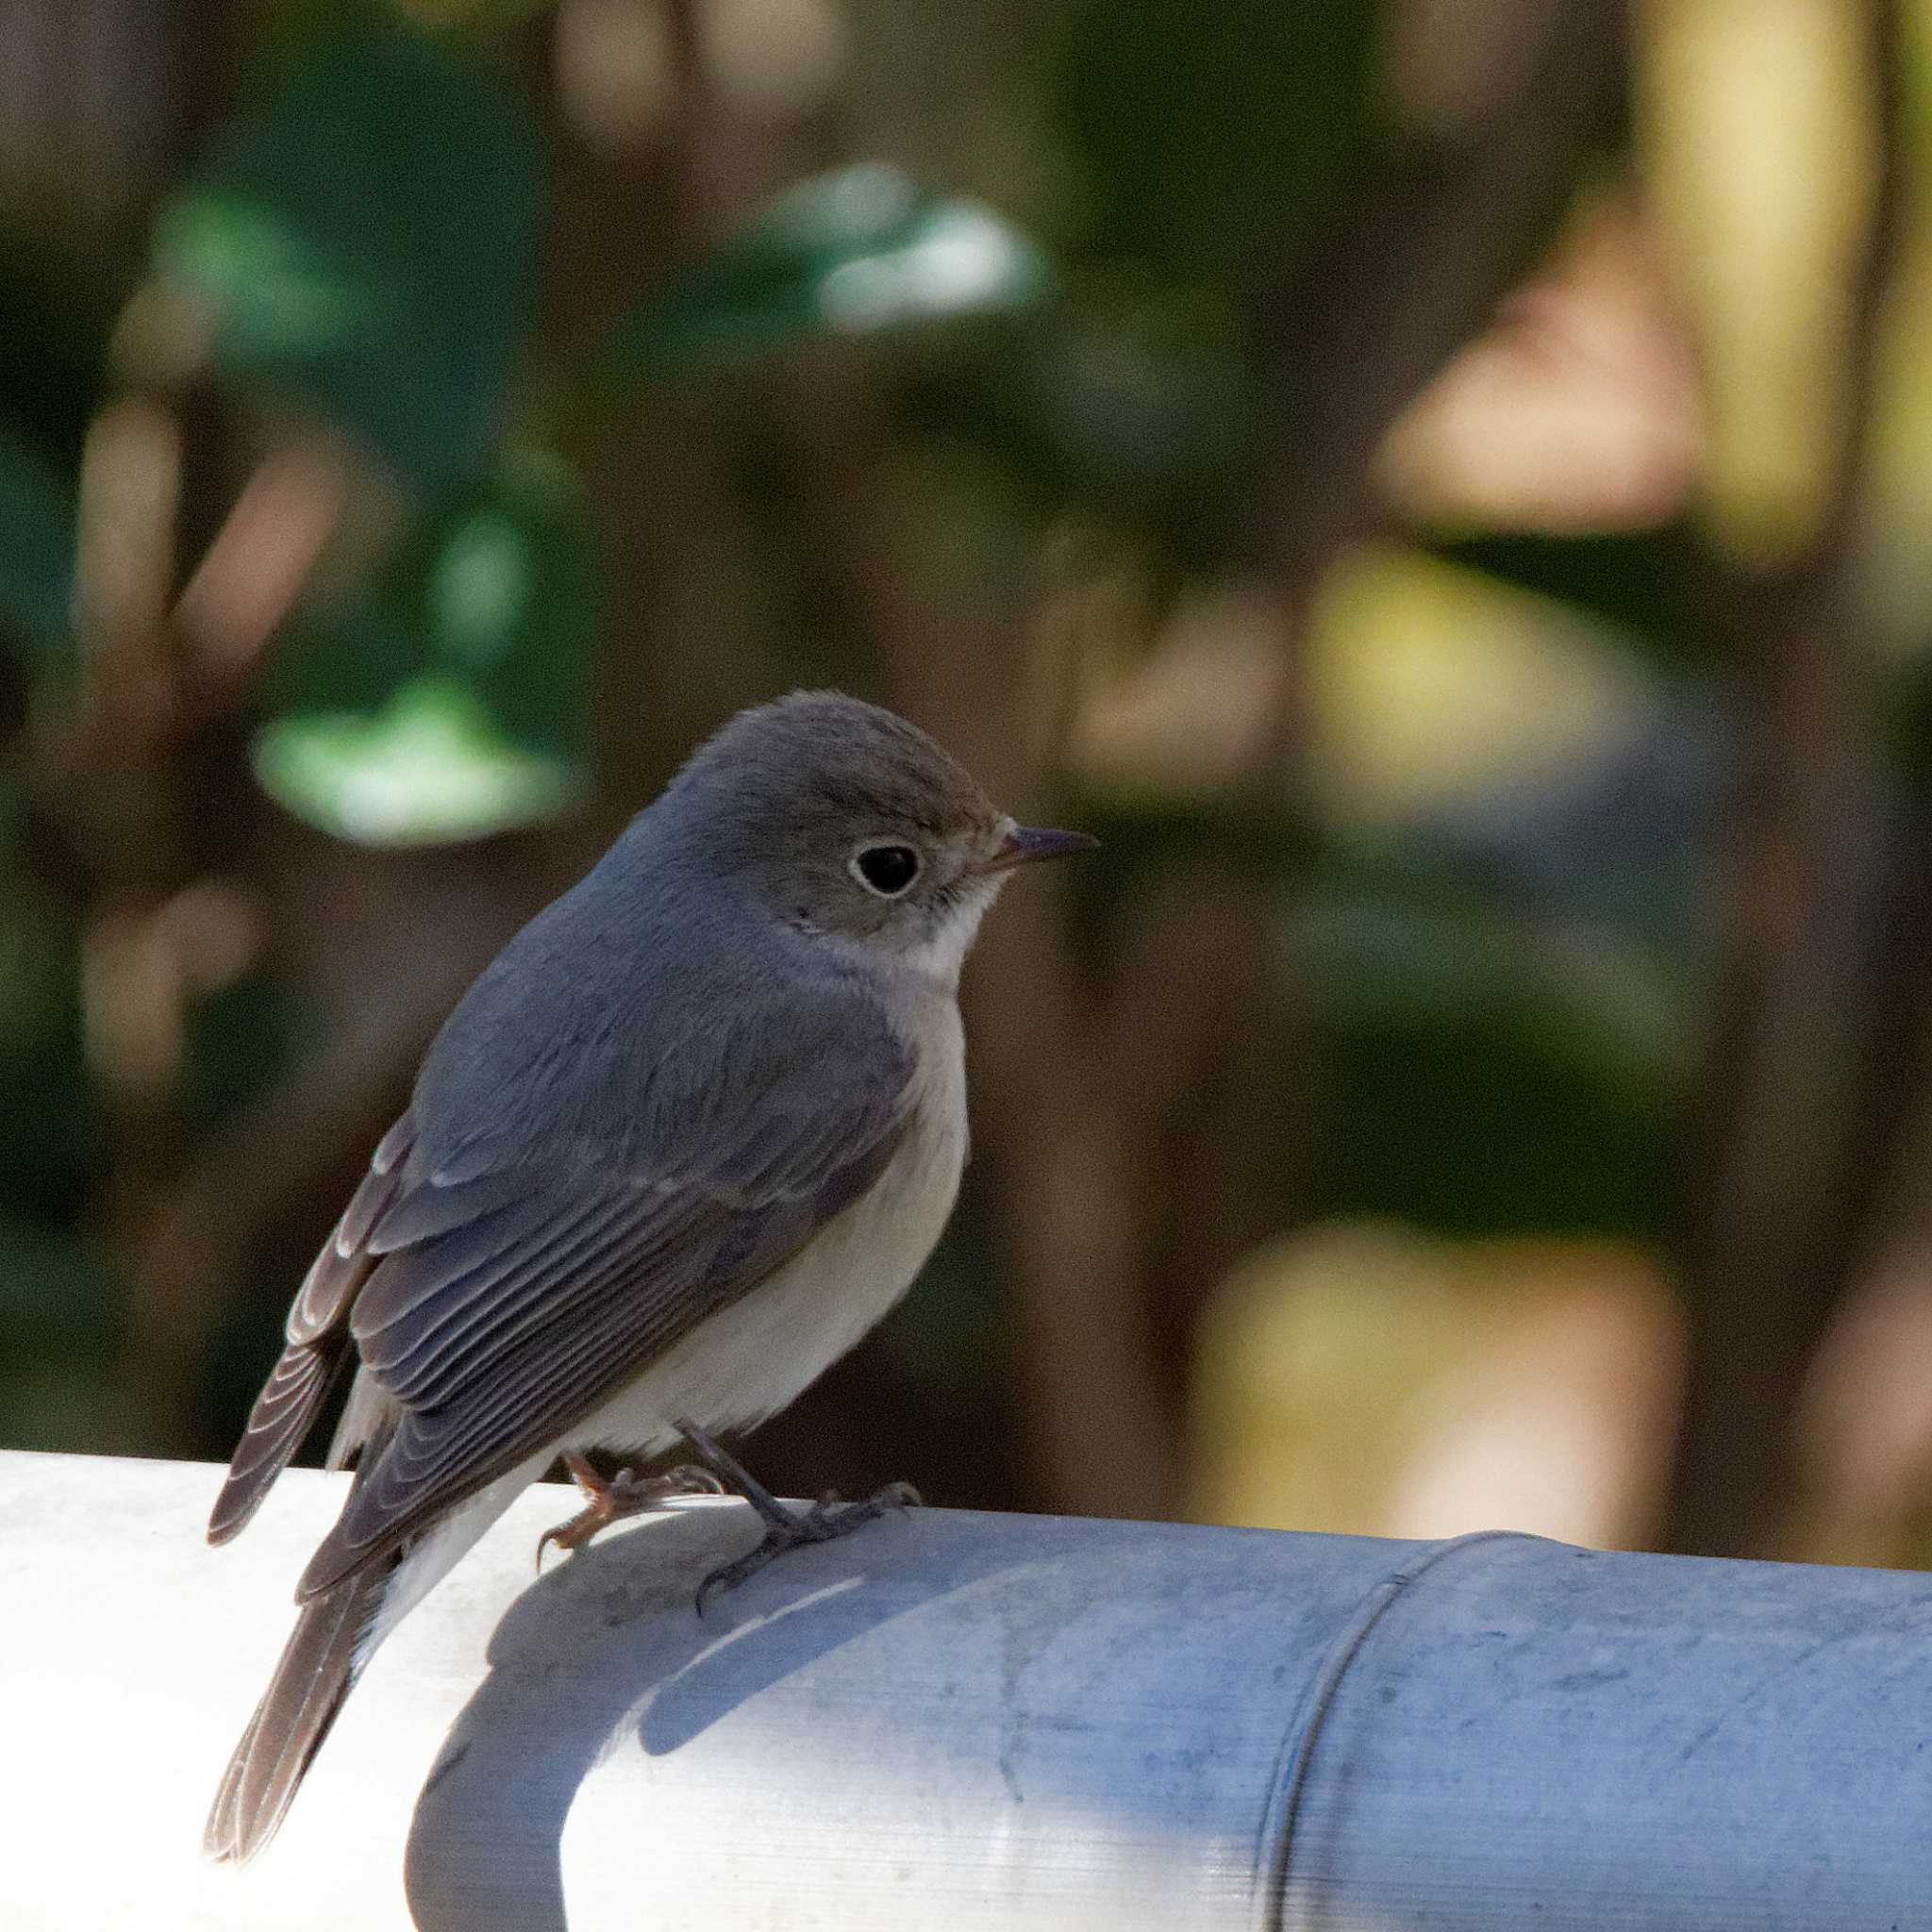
[536,1450,724,1570]
[675,1417,919,1614]
[693,1483,921,1614]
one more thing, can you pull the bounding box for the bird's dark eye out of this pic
[851,843,921,897]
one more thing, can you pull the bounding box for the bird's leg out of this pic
[536,1450,724,1569]
[675,1418,920,1613]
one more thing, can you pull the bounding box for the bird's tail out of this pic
[203,1557,394,1864]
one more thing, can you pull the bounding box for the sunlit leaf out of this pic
[1190,1220,1681,1546]
[1307,543,1663,831]
[154,6,544,490]
[256,451,601,844]
[605,164,1053,377]
[254,674,583,844]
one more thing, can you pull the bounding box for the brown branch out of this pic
[1661,0,1913,1557]
[1252,0,1631,593]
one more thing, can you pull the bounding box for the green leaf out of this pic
[0,791,97,1219]
[1024,285,1259,573]
[1435,527,1721,671]
[255,450,601,844]
[0,426,75,660]
[0,784,75,1058]
[1290,886,1690,1241]
[399,0,561,33]
[253,674,584,844]
[0,203,126,466]
[0,1219,122,1361]
[1054,0,1383,274]
[0,1216,139,1453]
[604,164,1054,378]
[154,6,544,491]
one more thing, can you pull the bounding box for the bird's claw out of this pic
[536,1457,724,1572]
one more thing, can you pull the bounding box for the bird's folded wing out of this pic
[206,1115,420,1544]
[295,1004,914,1597]
[284,1112,420,1345]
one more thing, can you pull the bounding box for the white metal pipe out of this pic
[6,1448,1930,1929]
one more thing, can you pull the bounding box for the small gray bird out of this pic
[203,690,1091,1862]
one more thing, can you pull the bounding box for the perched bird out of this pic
[203,690,1092,1862]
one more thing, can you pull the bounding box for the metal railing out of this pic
[8,1447,1929,1928]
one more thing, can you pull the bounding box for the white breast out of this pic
[574,995,968,1459]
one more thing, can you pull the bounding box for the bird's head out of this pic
[663,691,1092,984]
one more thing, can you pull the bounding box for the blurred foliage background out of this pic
[5,0,1932,1569]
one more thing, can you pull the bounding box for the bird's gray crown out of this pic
[652,691,1008,963]
[667,691,997,846]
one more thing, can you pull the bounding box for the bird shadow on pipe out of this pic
[401,1496,1045,1932]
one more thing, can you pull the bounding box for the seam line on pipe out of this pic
[1255,1528,1541,1932]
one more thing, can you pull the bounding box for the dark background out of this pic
[4,0,1931,1568]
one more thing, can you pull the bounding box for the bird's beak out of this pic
[973,824,1099,874]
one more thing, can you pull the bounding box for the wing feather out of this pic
[291,986,913,1596]
[208,1115,417,1541]
[285,1117,415,1345]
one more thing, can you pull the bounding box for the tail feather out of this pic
[206,1456,543,1862]
[203,1559,392,1864]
